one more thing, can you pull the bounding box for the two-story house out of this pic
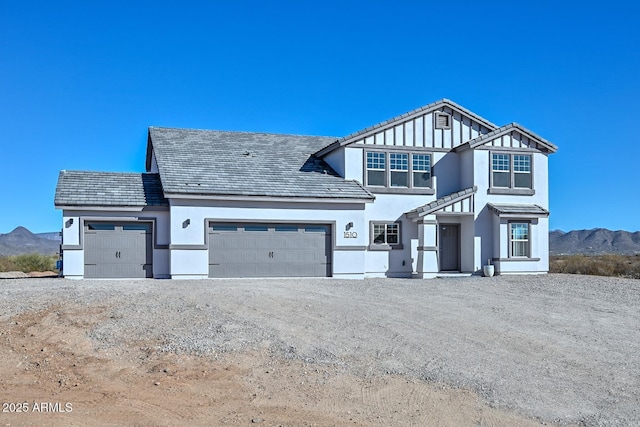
[55,99,557,279]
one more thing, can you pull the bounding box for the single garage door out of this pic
[208,223,331,278]
[84,222,153,278]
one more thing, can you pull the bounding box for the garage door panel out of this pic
[84,223,153,279]
[85,263,151,279]
[209,223,331,278]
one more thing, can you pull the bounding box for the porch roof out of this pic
[405,186,477,220]
[487,203,549,218]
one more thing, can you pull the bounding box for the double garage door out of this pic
[82,221,330,279]
[84,222,153,278]
[208,223,332,278]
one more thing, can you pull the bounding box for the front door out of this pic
[439,224,460,271]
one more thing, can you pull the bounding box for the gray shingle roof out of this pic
[405,187,477,218]
[55,171,168,207]
[487,203,549,217]
[148,127,374,200]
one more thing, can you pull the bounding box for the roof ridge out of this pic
[59,170,156,176]
[149,126,337,140]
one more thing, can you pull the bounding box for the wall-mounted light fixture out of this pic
[346,222,354,231]
[65,218,74,228]
[182,219,191,228]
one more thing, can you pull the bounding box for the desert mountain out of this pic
[550,229,640,255]
[2,226,639,258]
[0,227,60,256]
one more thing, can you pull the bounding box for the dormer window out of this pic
[435,112,451,129]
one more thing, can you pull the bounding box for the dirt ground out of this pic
[2,301,547,426]
[3,274,638,426]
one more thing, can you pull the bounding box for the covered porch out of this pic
[406,187,479,278]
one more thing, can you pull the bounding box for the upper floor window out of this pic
[412,154,432,188]
[490,152,534,195]
[366,152,386,186]
[389,153,408,187]
[513,155,532,188]
[366,151,433,193]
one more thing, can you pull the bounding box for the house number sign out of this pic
[343,231,358,238]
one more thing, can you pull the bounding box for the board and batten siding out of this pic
[436,196,474,214]
[354,108,492,150]
[479,131,545,151]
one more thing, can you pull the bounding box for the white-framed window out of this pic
[370,221,401,248]
[366,151,432,190]
[389,153,408,187]
[513,155,532,188]
[491,153,532,190]
[412,154,432,188]
[366,151,386,186]
[509,222,530,257]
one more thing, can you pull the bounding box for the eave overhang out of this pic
[55,205,151,212]
[487,203,549,218]
[164,193,375,204]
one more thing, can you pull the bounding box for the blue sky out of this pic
[1,1,639,234]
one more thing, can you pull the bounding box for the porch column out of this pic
[414,215,438,278]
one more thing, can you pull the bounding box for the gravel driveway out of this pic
[1,273,638,426]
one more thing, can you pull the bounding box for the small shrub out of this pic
[0,256,18,272]
[12,253,56,273]
[550,254,640,279]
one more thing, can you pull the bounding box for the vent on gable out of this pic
[435,112,451,129]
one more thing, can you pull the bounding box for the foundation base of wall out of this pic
[170,274,209,280]
[333,273,365,280]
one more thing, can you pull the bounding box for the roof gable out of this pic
[316,99,497,156]
[405,186,477,220]
[454,123,557,153]
[148,127,373,201]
